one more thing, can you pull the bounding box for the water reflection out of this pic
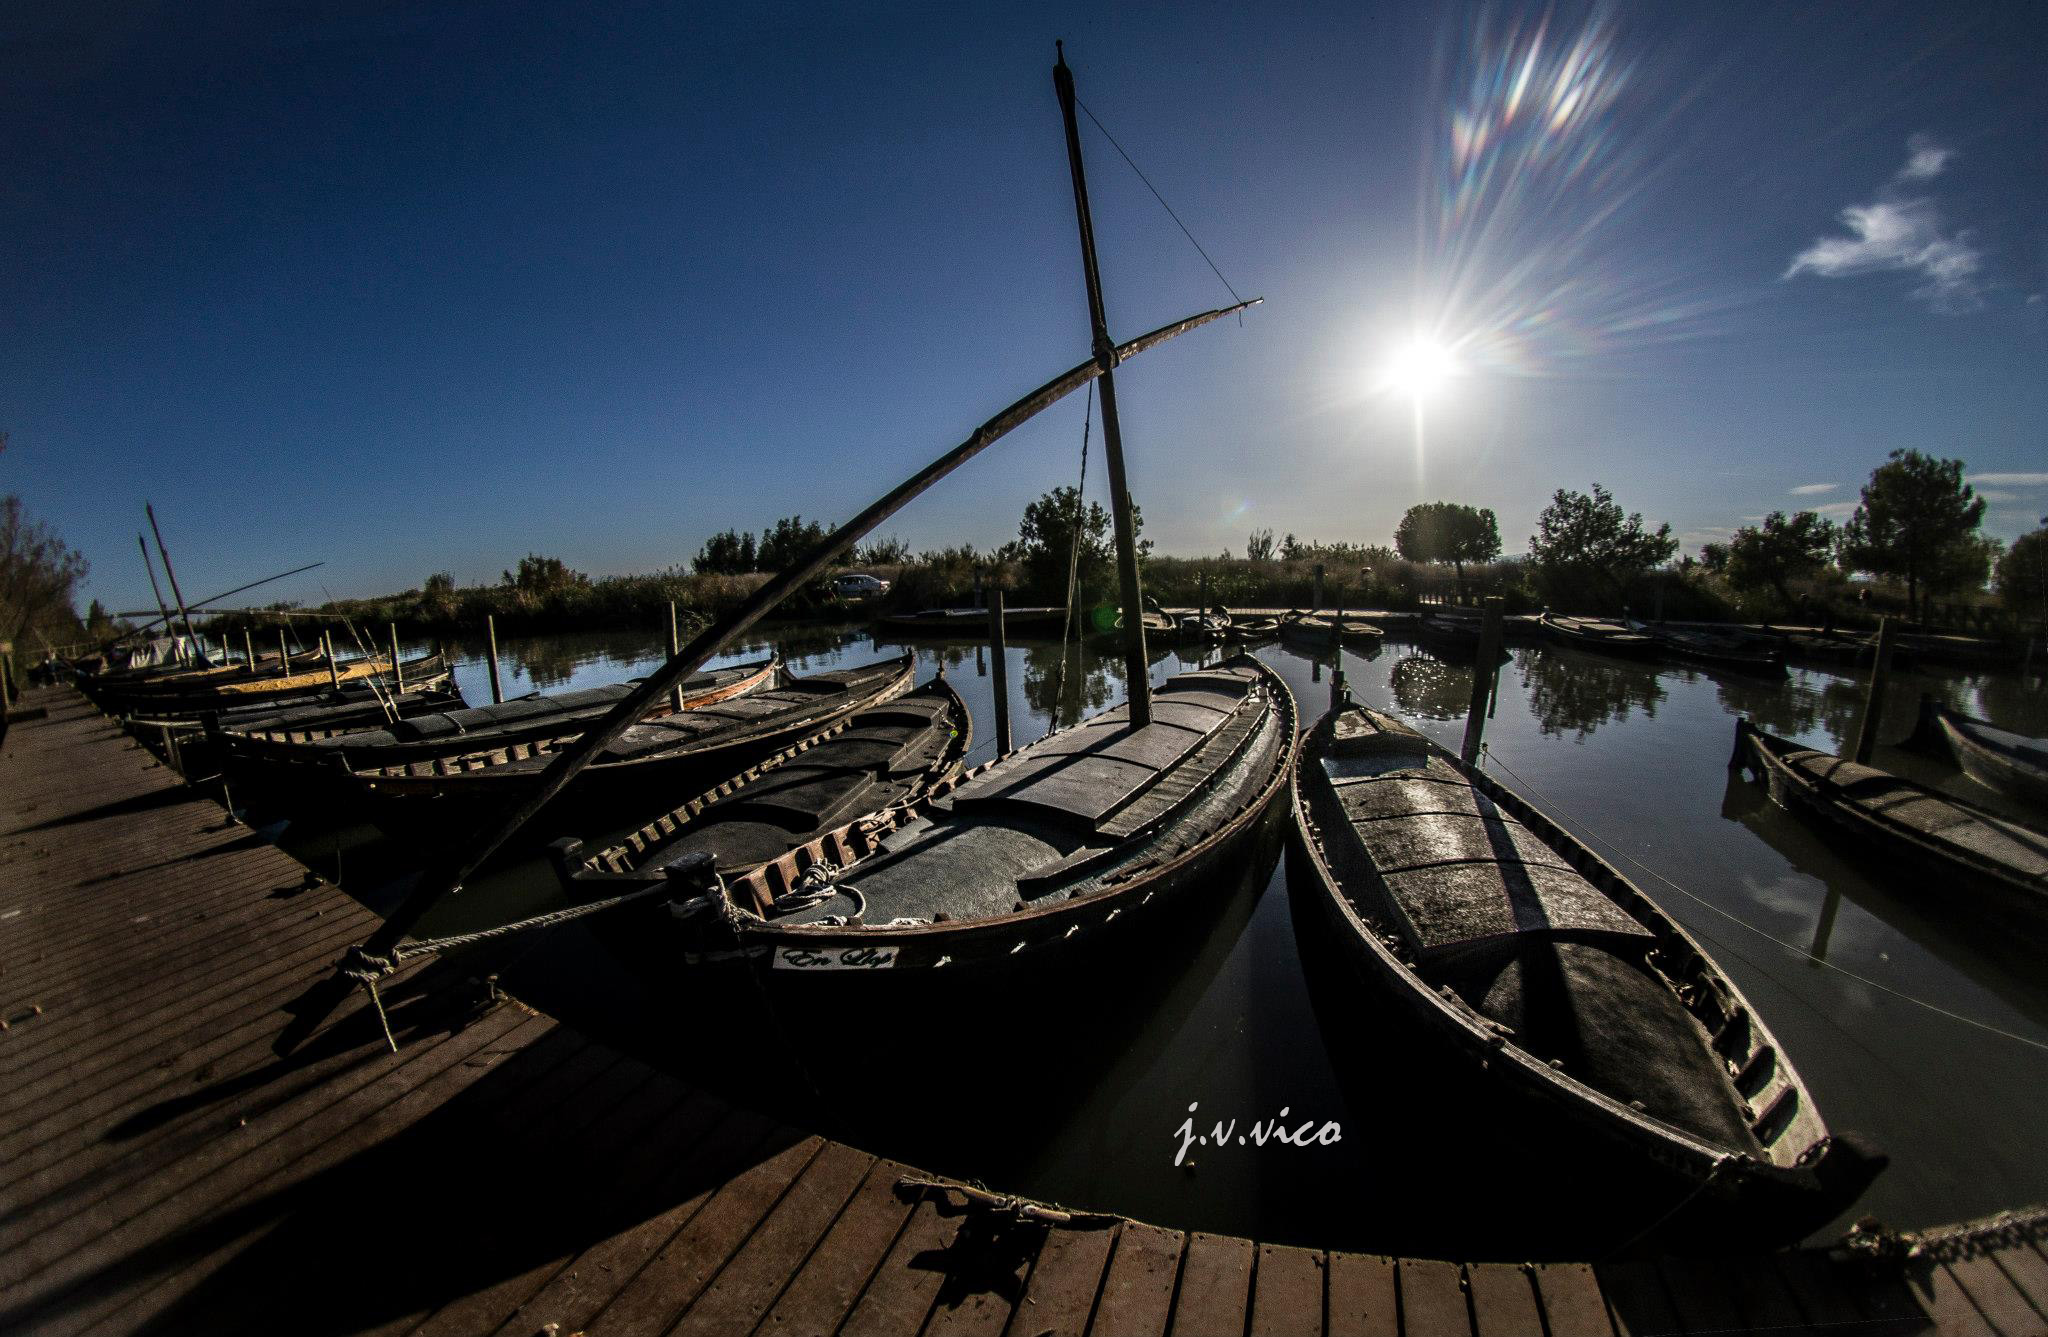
[1386,650,1473,720]
[1518,643,1666,740]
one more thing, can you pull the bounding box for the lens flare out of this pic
[1412,6,1724,380]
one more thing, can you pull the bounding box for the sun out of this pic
[1380,336,1461,400]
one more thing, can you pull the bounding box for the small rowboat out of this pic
[1538,613,1661,661]
[1626,619,1786,677]
[1906,697,2048,812]
[1732,719,2048,936]
[355,655,915,842]
[551,675,971,913]
[1295,700,1884,1244]
[1413,612,1508,664]
[672,655,1295,989]
[1281,613,1384,652]
[99,653,451,723]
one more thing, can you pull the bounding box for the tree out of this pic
[758,515,827,571]
[1528,484,1677,605]
[1246,528,1276,562]
[1394,501,1501,597]
[502,553,587,595]
[0,495,88,644]
[1017,485,1143,599]
[1994,525,2048,620]
[1720,511,1838,610]
[693,529,757,575]
[1838,449,1986,620]
[857,535,911,565]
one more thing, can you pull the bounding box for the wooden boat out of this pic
[871,606,1068,637]
[1538,613,1661,661]
[355,655,917,840]
[1767,628,1913,673]
[1412,612,1508,664]
[1895,633,2018,670]
[1626,619,1785,677]
[1280,613,1384,652]
[1732,719,2048,936]
[666,655,1295,988]
[1223,614,1283,643]
[1173,608,1231,642]
[551,675,971,907]
[1906,698,2048,811]
[98,653,450,722]
[1293,699,1885,1243]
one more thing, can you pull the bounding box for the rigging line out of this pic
[1049,382,1095,727]
[1075,96,1246,310]
[1477,747,2048,1058]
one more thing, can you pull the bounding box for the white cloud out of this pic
[1969,472,2048,486]
[1808,501,1859,517]
[1784,136,1983,312]
[1789,483,1838,495]
[1898,133,1953,181]
[1977,489,2019,502]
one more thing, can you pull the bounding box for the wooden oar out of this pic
[273,297,1257,1055]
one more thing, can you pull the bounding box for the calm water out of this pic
[293,619,2048,1258]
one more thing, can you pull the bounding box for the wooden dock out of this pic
[4,684,2046,1336]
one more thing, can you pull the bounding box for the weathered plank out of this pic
[1170,1232,1255,1337]
[1466,1263,1542,1336]
[839,1197,968,1337]
[1325,1251,1398,1337]
[757,1159,922,1335]
[1250,1243,1324,1337]
[1011,1223,1117,1337]
[1397,1259,1471,1337]
[1944,1252,2044,1337]
[1593,1261,1680,1337]
[1090,1222,1186,1337]
[1530,1262,1615,1337]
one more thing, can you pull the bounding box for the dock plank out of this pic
[1593,1261,1679,1337]
[1530,1263,1615,1337]
[1169,1232,1254,1337]
[1398,1259,1471,1337]
[1011,1223,1117,1337]
[1250,1243,1324,1337]
[757,1159,921,1336]
[1325,1251,1397,1337]
[1089,1222,1185,1337]
[1466,1262,1542,1336]
[838,1197,967,1337]
[1944,1253,2044,1337]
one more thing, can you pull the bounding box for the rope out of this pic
[1596,1156,1731,1261]
[1076,96,1246,310]
[1478,748,2048,1056]
[1048,383,1094,729]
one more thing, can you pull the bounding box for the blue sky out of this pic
[5,2,2044,616]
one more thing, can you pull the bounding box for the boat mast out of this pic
[1053,42,1151,728]
[136,534,177,659]
[146,503,203,661]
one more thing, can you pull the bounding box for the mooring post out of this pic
[389,623,404,692]
[324,629,341,690]
[988,588,1013,757]
[0,651,13,711]
[1330,665,1345,710]
[243,630,255,670]
[277,628,289,677]
[485,614,504,705]
[667,601,684,713]
[1461,597,1506,765]
[1313,563,1324,613]
[1851,616,1897,765]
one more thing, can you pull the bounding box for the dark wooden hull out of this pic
[1292,705,1883,1249]
[1630,621,1786,677]
[1912,699,2048,812]
[357,657,916,846]
[1539,615,1662,661]
[689,657,1298,1005]
[1733,719,2048,937]
[100,654,451,723]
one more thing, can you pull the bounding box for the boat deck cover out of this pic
[1786,750,2048,880]
[1323,743,1652,960]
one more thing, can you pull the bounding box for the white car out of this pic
[832,573,891,599]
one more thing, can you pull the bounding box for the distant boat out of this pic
[1294,698,1885,1243]
[1905,697,2048,812]
[1732,719,2048,937]
[872,606,1068,637]
[1280,612,1384,652]
[1625,619,1786,677]
[1413,611,1508,664]
[1538,613,1661,661]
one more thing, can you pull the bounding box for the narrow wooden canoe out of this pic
[100,653,450,721]
[1733,719,2048,935]
[551,675,971,905]
[1538,613,1661,661]
[355,655,916,842]
[1295,701,1884,1244]
[1626,619,1786,677]
[1413,613,1509,664]
[1281,613,1384,651]
[1906,697,2048,811]
[675,655,1295,988]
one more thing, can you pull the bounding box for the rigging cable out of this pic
[1076,96,1246,311]
[1048,382,1094,728]
[1477,747,2048,1057]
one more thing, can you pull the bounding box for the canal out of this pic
[278,618,2048,1259]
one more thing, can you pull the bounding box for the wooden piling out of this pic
[486,614,504,705]
[989,589,1013,756]
[0,650,13,711]
[1461,597,1505,765]
[277,627,289,677]
[324,630,341,690]
[1313,563,1324,612]
[1851,616,1897,765]
[668,602,684,713]
[389,623,405,692]
[244,630,255,670]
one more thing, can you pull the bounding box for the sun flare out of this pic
[1380,336,1461,400]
